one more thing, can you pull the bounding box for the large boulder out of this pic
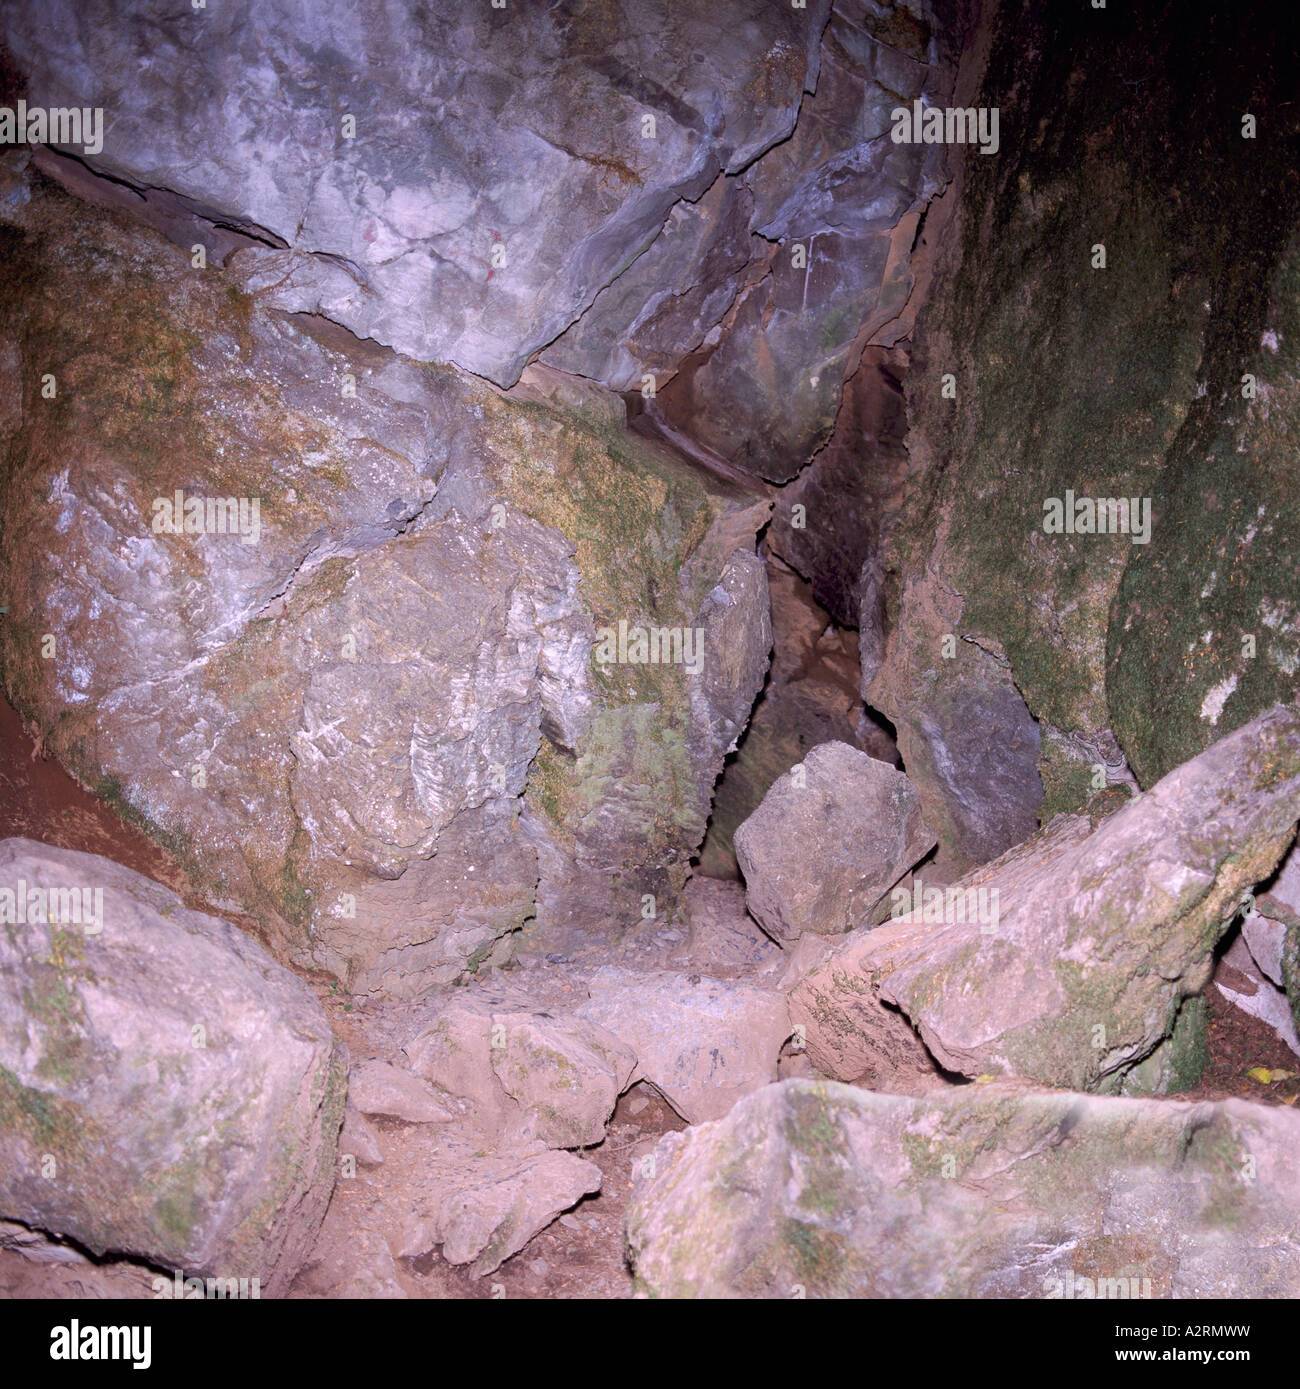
[735,741,934,941]
[0,164,772,990]
[790,703,1300,1091]
[0,838,346,1296]
[627,1079,1300,1298]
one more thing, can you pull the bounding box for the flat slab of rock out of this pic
[1214,935,1300,1058]
[790,703,1300,1091]
[1244,905,1288,986]
[338,1104,384,1167]
[0,839,346,1296]
[348,1059,454,1125]
[627,1079,1300,1298]
[399,1151,601,1278]
[576,966,790,1122]
[403,997,634,1149]
[734,741,935,941]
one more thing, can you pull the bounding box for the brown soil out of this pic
[0,697,184,891]
[1182,968,1300,1108]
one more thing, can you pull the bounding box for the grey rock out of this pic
[697,554,895,879]
[0,0,831,385]
[627,1079,1300,1298]
[0,170,771,990]
[0,838,345,1297]
[541,173,762,392]
[1214,936,1300,1060]
[655,1,953,482]
[1244,907,1287,988]
[657,234,882,483]
[1256,839,1300,1038]
[734,741,935,941]
[524,523,772,943]
[867,619,1046,874]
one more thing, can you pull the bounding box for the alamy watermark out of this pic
[49,1321,150,1369]
[1042,490,1151,544]
[151,489,261,545]
[594,619,705,676]
[0,102,103,156]
[891,878,1000,934]
[890,101,999,156]
[153,1269,261,1299]
[1042,1270,1155,1300]
[0,879,102,933]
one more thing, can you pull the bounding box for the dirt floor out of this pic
[1,694,1297,1299]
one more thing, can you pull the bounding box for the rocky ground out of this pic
[2,695,1299,1299]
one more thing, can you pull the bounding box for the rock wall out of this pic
[868,0,1300,871]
